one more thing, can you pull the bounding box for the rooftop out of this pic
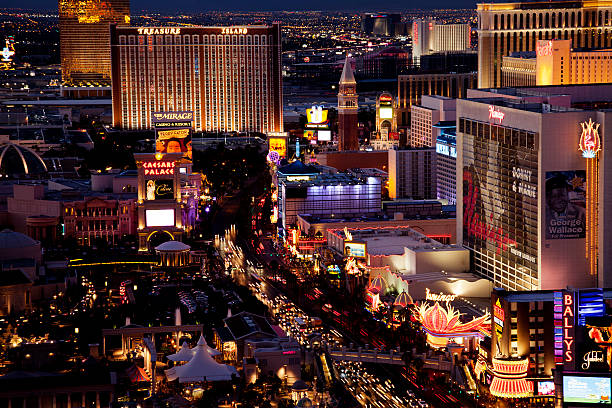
[224,312,276,340]
[329,226,459,255]
[283,172,379,187]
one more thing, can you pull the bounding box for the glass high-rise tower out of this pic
[59,0,130,87]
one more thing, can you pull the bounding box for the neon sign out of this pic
[536,40,553,57]
[143,161,175,176]
[152,111,193,122]
[563,292,575,370]
[425,288,456,303]
[488,106,505,123]
[221,27,248,35]
[579,118,601,158]
[307,106,327,124]
[494,298,504,338]
[379,94,393,103]
[137,28,181,35]
[1,39,15,62]
[463,171,517,254]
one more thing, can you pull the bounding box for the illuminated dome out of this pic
[0,143,47,177]
[368,276,386,294]
[155,240,190,252]
[393,291,413,309]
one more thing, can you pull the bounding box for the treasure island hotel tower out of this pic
[59,0,130,96]
[478,0,612,88]
[110,24,283,134]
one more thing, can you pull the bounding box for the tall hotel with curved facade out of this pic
[110,24,283,133]
[478,0,612,88]
[59,0,130,91]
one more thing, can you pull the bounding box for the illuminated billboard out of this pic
[145,209,175,227]
[537,381,554,396]
[153,111,193,159]
[563,376,611,404]
[545,171,586,240]
[379,107,393,119]
[318,130,332,141]
[269,136,288,158]
[306,105,329,129]
[344,242,366,258]
[146,179,174,201]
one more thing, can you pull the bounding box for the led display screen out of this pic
[318,130,332,141]
[145,209,175,227]
[379,107,393,119]
[563,376,611,404]
[344,242,366,258]
[537,381,555,396]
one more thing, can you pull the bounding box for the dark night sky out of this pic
[4,0,478,12]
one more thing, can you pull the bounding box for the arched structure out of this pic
[0,143,47,177]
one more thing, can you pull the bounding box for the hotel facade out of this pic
[477,0,612,88]
[59,0,130,87]
[110,25,283,133]
[457,85,612,291]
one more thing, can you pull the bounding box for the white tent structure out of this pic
[165,336,236,382]
[167,342,195,362]
[167,339,222,363]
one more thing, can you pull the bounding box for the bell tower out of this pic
[337,56,359,151]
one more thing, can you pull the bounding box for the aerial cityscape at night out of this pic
[1,0,612,407]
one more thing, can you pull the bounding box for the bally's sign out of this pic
[137,28,181,35]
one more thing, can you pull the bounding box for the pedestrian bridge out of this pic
[326,346,405,365]
[325,345,453,371]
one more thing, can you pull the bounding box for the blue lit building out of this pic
[434,121,456,204]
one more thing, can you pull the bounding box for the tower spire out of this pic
[340,54,356,84]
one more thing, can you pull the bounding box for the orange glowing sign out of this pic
[579,118,601,158]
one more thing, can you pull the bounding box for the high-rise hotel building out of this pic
[412,19,471,65]
[110,24,283,133]
[477,0,612,88]
[59,0,130,87]
[457,85,612,291]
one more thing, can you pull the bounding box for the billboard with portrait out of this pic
[545,171,586,239]
[153,111,193,159]
[344,242,366,258]
[146,179,174,201]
